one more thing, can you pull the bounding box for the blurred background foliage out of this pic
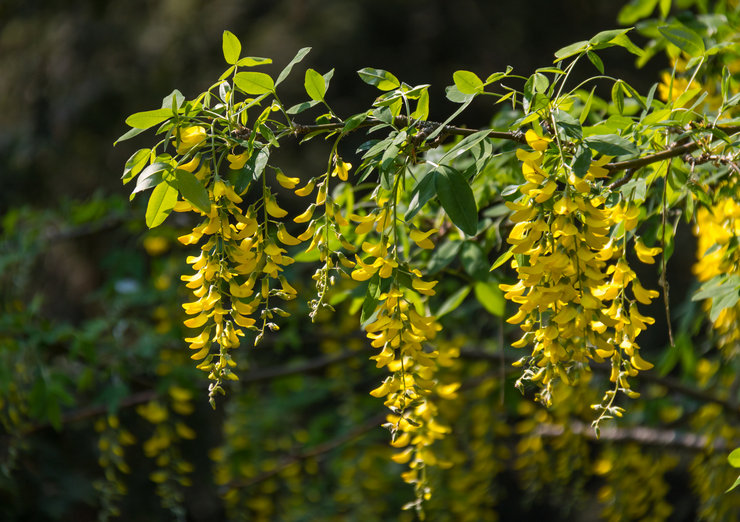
[1,0,739,520]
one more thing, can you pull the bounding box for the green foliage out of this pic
[4,2,740,521]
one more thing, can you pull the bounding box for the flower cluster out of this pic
[94,415,136,520]
[136,386,197,517]
[345,201,458,512]
[693,194,740,356]
[366,285,453,508]
[174,135,302,404]
[596,445,676,522]
[501,130,661,419]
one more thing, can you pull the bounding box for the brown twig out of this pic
[536,420,726,451]
[605,142,701,181]
[291,115,528,144]
[225,412,387,490]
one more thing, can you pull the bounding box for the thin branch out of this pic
[241,350,361,385]
[536,419,726,451]
[225,412,387,490]
[606,141,700,180]
[291,115,528,144]
[289,115,740,180]
[661,157,675,347]
[13,350,363,435]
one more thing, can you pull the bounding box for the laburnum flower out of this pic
[276,171,300,189]
[693,195,740,356]
[500,133,659,410]
[176,126,207,154]
[331,158,351,181]
[174,164,302,403]
[410,228,437,249]
[227,151,249,170]
[364,285,453,498]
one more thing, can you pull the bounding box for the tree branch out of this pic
[225,412,387,490]
[290,114,528,144]
[536,419,727,451]
[605,141,701,179]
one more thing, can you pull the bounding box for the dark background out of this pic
[0,0,654,212]
[3,1,705,520]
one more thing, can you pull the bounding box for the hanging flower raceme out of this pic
[693,193,740,356]
[500,130,660,422]
[345,181,456,513]
[366,284,451,510]
[173,139,303,405]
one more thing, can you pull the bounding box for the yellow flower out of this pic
[276,171,300,189]
[293,204,315,223]
[176,126,207,154]
[227,151,249,170]
[332,159,351,181]
[634,238,662,264]
[525,129,551,152]
[294,179,316,197]
[265,196,288,218]
[277,224,302,245]
[410,228,437,249]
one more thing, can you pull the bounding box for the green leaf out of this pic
[427,240,461,274]
[405,171,437,221]
[573,148,593,177]
[728,448,740,468]
[553,109,582,140]
[726,475,740,493]
[693,274,740,322]
[175,169,210,213]
[231,147,270,193]
[659,0,670,18]
[132,162,169,195]
[453,70,483,95]
[580,87,596,124]
[618,0,658,25]
[161,89,185,110]
[145,181,178,228]
[490,247,513,271]
[357,67,400,91]
[612,81,625,114]
[445,85,475,104]
[222,30,241,65]
[611,32,644,57]
[124,108,174,130]
[532,72,549,94]
[554,40,588,61]
[286,100,321,115]
[474,281,505,317]
[587,51,604,74]
[122,148,151,184]
[114,126,147,145]
[659,24,705,57]
[234,72,275,95]
[361,273,384,324]
[304,68,326,101]
[590,28,632,46]
[237,56,272,67]
[342,112,370,135]
[461,242,489,280]
[585,134,638,156]
[434,166,478,236]
[275,47,310,86]
[441,129,491,162]
[436,286,471,318]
